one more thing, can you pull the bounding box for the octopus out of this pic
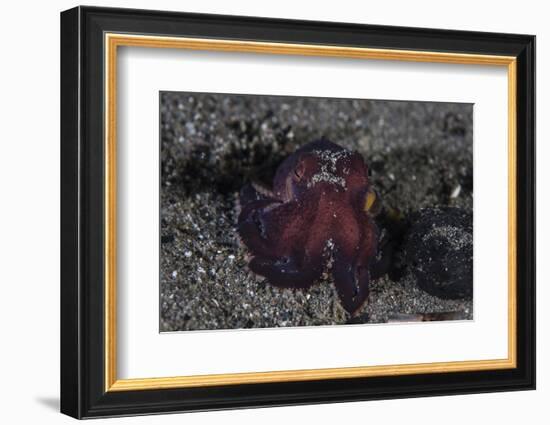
[237,140,382,315]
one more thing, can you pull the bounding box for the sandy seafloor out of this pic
[159,92,473,332]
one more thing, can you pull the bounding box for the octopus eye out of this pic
[293,163,305,181]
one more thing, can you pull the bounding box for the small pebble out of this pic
[450,184,462,198]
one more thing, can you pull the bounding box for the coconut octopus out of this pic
[238,140,383,315]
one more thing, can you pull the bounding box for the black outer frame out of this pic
[60,6,535,419]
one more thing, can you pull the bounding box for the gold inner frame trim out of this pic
[104,33,518,392]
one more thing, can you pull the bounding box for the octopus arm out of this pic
[332,209,379,314]
[332,251,371,314]
[249,252,323,289]
[238,198,282,258]
[238,191,323,289]
[239,182,278,206]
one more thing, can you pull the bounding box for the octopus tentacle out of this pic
[238,190,320,261]
[238,199,282,258]
[332,249,371,314]
[249,249,323,289]
[331,209,378,314]
[239,182,278,206]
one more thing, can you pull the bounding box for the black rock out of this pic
[405,207,473,299]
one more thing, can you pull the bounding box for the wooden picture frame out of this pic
[60,5,535,419]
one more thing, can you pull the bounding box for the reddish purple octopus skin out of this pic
[237,140,380,315]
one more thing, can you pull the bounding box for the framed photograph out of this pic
[60,6,535,419]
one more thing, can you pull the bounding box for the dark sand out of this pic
[159,92,473,332]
